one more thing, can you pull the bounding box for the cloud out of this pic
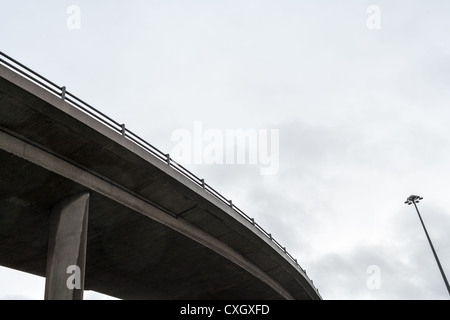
[307,200,450,300]
[309,242,449,300]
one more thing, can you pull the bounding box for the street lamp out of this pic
[405,195,450,296]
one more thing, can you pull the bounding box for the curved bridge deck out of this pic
[0,52,321,300]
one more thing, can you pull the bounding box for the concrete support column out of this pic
[44,192,90,300]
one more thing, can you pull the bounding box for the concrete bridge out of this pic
[0,52,321,300]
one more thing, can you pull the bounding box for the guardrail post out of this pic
[201,179,205,189]
[166,154,170,165]
[120,124,126,137]
[229,200,233,208]
[269,233,272,240]
[61,86,66,100]
[251,218,255,225]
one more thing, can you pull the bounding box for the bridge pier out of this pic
[44,192,90,300]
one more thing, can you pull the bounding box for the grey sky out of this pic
[1,0,450,300]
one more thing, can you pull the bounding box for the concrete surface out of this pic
[44,193,89,300]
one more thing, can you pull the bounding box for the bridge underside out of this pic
[0,150,284,299]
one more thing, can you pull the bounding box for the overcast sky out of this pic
[1,0,450,300]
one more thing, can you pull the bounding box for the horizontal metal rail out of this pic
[0,51,319,296]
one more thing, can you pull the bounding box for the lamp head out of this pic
[405,195,423,205]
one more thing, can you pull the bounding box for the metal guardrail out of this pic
[0,51,319,296]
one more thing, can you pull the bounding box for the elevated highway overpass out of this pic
[0,52,321,300]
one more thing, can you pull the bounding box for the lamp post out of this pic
[405,195,450,296]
